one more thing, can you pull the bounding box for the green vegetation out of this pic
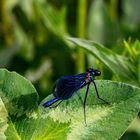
[1,0,140,139]
[0,69,140,140]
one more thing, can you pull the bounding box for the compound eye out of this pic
[96,71,101,76]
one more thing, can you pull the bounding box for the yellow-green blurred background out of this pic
[1,0,140,139]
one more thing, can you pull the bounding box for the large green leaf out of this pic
[0,69,38,116]
[38,80,140,140]
[39,80,140,140]
[67,37,137,84]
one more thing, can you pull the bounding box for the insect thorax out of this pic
[85,73,94,83]
[90,75,94,81]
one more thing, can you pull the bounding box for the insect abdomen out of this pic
[43,97,60,107]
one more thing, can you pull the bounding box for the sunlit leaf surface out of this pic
[40,80,140,140]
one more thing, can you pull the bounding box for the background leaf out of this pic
[122,0,140,30]
[87,0,120,46]
[34,0,68,37]
[67,37,137,84]
[0,69,39,116]
[0,44,20,68]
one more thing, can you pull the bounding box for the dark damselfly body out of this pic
[43,68,108,125]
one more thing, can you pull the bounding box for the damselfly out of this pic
[43,68,108,124]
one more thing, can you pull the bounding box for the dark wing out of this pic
[53,73,87,100]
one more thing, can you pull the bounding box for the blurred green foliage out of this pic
[1,0,140,139]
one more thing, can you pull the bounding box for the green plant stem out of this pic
[1,0,11,46]
[109,0,118,21]
[76,0,87,73]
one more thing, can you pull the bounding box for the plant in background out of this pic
[1,0,140,139]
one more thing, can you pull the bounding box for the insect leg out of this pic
[83,83,90,126]
[93,81,109,104]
